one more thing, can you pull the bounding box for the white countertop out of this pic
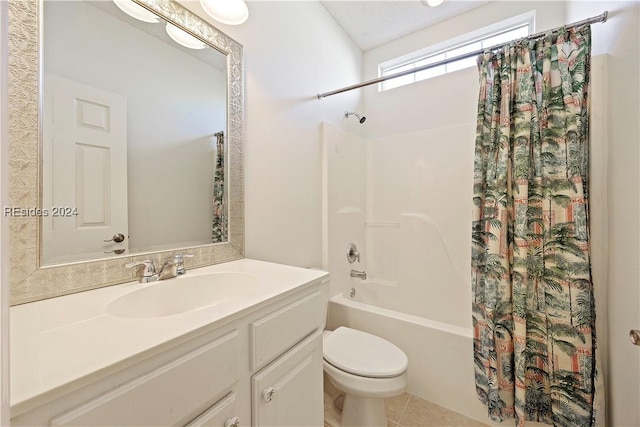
[10,258,328,414]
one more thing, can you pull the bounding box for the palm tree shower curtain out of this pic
[212,131,227,243]
[471,24,603,426]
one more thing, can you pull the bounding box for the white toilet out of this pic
[323,327,408,427]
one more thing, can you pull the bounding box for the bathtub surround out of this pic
[472,24,600,425]
[321,123,367,298]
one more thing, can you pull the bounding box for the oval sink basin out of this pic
[106,272,260,319]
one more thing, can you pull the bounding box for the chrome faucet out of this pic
[350,269,367,280]
[125,259,159,283]
[126,254,195,282]
[174,253,194,275]
[158,259,178,280]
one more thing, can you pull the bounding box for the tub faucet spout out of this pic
[350,269,367,280]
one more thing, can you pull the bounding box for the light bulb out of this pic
[200,0,249,25]
[113,0,160,23]
[423,0,446,6]
[165,23,206,50]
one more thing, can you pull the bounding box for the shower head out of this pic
[345,111,366,124]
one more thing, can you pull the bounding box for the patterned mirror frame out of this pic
[7,0,244,305]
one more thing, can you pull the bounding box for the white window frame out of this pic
[378,11,536,91]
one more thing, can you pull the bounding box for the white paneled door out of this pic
[42,75,128,263]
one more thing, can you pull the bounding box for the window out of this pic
[379,12,534,91]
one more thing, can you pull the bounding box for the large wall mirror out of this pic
[7,0,244,305]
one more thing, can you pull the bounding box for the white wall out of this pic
[44,1,226,253]
[179,1,364,269]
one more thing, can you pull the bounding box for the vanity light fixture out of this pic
[200,0,249,25]
[421,0,446,6]
[165,23,207,50]
[113,0,160,23]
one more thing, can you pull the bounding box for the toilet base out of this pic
[341,394,387,427]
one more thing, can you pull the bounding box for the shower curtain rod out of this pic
[316,11,608,100]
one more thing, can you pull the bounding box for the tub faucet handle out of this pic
[346,243,360,264]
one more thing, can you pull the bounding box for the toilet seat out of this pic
[323,327,408,378]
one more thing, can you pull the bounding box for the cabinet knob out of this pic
[224,416,240,427]
[262,387,276,403]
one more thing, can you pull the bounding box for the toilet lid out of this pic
[323,327,408,378]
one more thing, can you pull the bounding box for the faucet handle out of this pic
[346,243,360,264]
[125,260,158,282]
[173,253,194,262]
[174,253,194,275]
[125,259,155,271]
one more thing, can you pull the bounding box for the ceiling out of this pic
[319,0,491,51]
[89,1,226,70]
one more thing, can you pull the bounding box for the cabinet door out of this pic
[185,392,239,427]
[251,330,323,427]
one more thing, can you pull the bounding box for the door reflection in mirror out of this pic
[41,1,228,265]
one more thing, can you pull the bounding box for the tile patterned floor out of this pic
[384,392,489,427]
[324,375,489,427]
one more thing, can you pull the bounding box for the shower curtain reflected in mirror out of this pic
[212,131,227,242]
[471,24,603,427]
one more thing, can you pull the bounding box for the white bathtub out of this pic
[326,283,497,426]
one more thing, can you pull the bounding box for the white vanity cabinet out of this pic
[11,270,328,427]
[251,331,323,426]
[249,291,325,427]
[12,323,246,427]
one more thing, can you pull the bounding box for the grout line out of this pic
[396,394,412,426]
[387,393,411,424]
